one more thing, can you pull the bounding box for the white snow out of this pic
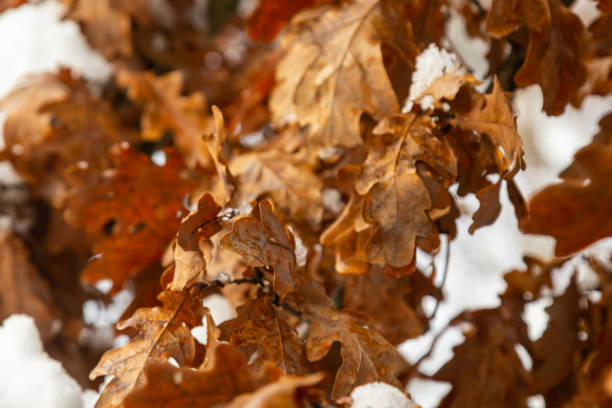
[0,315,95,408]
[350,382,416,408]
[403,44,464,112]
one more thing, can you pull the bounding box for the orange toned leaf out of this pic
[270,0,417,148]
[90,290,206,407]
[64,144,194,292]
[247,0,316,42]
[221,200,297,298]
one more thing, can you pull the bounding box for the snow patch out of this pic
[350,382,416,408]
[0,314,95,408]
[403,44,463,112]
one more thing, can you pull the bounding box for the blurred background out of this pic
[0,1,609,407]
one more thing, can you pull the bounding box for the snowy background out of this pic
[0,1,610,407]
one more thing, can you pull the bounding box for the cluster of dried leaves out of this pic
[0,0,610,407]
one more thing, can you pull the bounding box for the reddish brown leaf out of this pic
[64,144,194,292]
[247,0,316,42]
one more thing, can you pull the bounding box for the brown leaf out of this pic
[355,113,457,268]
[227,373,325,408]
[171,193,222,291]
[229,145,323,227]
[433,297,532,408]
[117,70,213,169]
[532,279,582,398]
[485,0,551,38]
[64,0,132,59]
[450,77,523,174]
[521,114,612,256]
[0,228,57,342]
[513,0,587,115]
[220,297,309,375]
[221,200,298,298]
[64,144,194,292]
[0,69,124,205]
[340,267,439,345]
[90,290,206,407]
[206,107,235,204]
[270,0,417,147]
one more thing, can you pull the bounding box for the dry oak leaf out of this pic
[520,115,612,256]
[91,290,206,408]
[171,193,222,291]
[63,144,194,293]
[117,69,213,169]
[220,297,309,375]
[450,77,523,174]
[304,303,408,399]
[513,0,587,116]
[0,228,58,342]
[229,148,323,227]
[270,0,416,148]
[221,200,298,298]
[0,69,124,206]
[355,113,457,268]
